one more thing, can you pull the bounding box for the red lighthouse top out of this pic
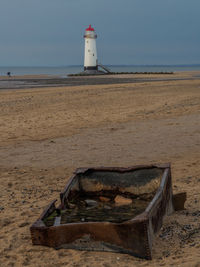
[86,24,94,31]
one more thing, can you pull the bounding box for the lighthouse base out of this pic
[68,64,111,76]
[81,65,106,75]
[84,66,98,71]
[81,69,106,75]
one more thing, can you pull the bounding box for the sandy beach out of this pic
[0,71,200,266]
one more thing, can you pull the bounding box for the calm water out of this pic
[0,65,200,76]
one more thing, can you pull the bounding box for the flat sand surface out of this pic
[0,72,200,266]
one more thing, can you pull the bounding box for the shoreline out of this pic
[0,71,200,91]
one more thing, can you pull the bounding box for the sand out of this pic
[0,71,200,266]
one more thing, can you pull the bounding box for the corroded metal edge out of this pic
[30,163,185,259]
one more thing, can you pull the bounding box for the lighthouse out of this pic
[84,25,98,71]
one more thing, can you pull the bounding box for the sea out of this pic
[0,65,200,77]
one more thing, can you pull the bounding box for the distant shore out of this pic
[1,64,200,77]
[0,71,200,90]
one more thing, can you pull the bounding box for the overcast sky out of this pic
[0,0,200,66]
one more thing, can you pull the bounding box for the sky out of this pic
[0,0,200,66]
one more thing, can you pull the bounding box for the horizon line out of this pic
[0,64,200,68]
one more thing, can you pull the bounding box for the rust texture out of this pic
[30,163,186,260]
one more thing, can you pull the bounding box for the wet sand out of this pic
[0,71,200,266]
[0,71,199,90]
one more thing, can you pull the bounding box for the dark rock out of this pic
[19,222,29,227]
[182,224,192,231]
[85,199,98,207]
[0,206,4,211]
[162,251,170,257]
[192,211,200,217]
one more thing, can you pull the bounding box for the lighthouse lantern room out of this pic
[84,25,98,71]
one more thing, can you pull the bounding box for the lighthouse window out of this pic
[93,54,94,56]
[88,49,90,52]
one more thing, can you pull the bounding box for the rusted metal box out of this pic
[30,163,186,259]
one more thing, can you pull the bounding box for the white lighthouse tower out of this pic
[84,25,98,71]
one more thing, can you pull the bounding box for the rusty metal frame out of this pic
[30,163,186,259]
